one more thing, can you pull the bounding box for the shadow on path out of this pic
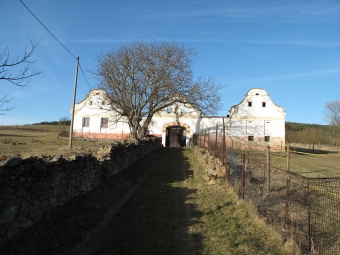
[76,147,203,255]
[1,147,203,255]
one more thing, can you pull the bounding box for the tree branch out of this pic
[0,38,43,87]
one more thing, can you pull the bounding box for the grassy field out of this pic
[0,125,120,159]
[226,147,340,254]
[90,148,293,255]
[230,145,340,178]
[0,127,295,254]
[2,125,339,178]
[270,150,340,178]
[181,148,295,255]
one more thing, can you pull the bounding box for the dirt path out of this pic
[1,147,198,255]
[1,147,290,255]
[72,147,197,255]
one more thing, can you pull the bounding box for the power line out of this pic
[79,64,92,90]
[20,0,76,59]
[19,0,92,91]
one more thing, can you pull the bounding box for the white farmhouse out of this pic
[71,88,285,150]
[226,88,286,150]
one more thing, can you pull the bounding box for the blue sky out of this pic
[1,0,339,125]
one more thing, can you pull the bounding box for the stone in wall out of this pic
[0,137,162,245]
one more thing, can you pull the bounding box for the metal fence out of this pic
[192,131,340,255]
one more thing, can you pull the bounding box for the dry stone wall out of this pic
[0,137,161,244]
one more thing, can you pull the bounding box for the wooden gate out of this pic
[165,126,186,147]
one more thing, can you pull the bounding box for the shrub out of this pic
[58,128,69,137]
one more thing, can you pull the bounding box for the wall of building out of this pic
[227,88,286,148]
[73,115,131,140]
[71,88,286,148]
[0,138,162,244]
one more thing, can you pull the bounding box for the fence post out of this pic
[284,144,290,241]
[204,130,207,149]
[266,146,271,192]
[223,118,228,181]
[215,124,218,157]
[307,179,312,252]
[207,129,210,152]
[199,132,201,148]
[241,154,246,199]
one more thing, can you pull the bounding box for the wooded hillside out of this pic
[286,122,340,145]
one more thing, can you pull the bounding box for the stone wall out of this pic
[0,137,162,244]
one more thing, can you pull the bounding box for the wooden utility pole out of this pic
[69,56,79,148]
[215,124,218,157]
[222,117,227,180]
[266,146,271,192]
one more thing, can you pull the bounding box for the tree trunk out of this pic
[139,115,153,138]
[129,124,138,140]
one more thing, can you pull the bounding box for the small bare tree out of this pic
[324,100,340,146]
[94,41,224,139]
[0,39,42,114]
[324,100,340,126]
[59,116,71,126]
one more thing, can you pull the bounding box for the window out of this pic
[83,117,90,127]
[248,101,252,107]
[101,118,108,128]
[248,136,254,142]
[167,108,172,113]
[102,101,105,105]
[262,102,266,107]
[265,136,270,142]
[181,109,185,114]
[89,101,93,106]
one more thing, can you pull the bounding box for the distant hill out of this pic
[32,119,71,126]
[285,122,339,145]
[285,122,326,131]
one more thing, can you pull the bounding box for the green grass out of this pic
[183,148,291,255]
[227,144,340,178]
[0,126,308,255]
[0,125,118,159]
[0,128,296,253]
[270,151,340,178]
[95,148,291,255]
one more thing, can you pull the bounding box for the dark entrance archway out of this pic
[165,126,186,147]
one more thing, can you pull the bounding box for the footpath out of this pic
[72,147,197,255]
[1,147,289,255]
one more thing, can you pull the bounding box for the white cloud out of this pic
[66,37,340,48]
[11,90,28,98]
[233,67,340,85]
[0,116,31,125]
[143,1,340,22]
[228,39,340,47]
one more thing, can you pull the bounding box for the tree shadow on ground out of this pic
[88,147,204,255]
[0,147,204,255]
[293,146,339,155]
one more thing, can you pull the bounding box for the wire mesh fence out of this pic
[192,131,340,255]
[308,178,340,254]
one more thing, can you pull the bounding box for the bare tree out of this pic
[94,41,224,139]
[324,100,340,126]
[0,95,14,113]
[0,39,42,114]
[324,100,340,146]
[59,116,71,126]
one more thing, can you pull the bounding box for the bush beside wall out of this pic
[0,137,162,244]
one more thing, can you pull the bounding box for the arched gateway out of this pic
[162,122,190,147]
